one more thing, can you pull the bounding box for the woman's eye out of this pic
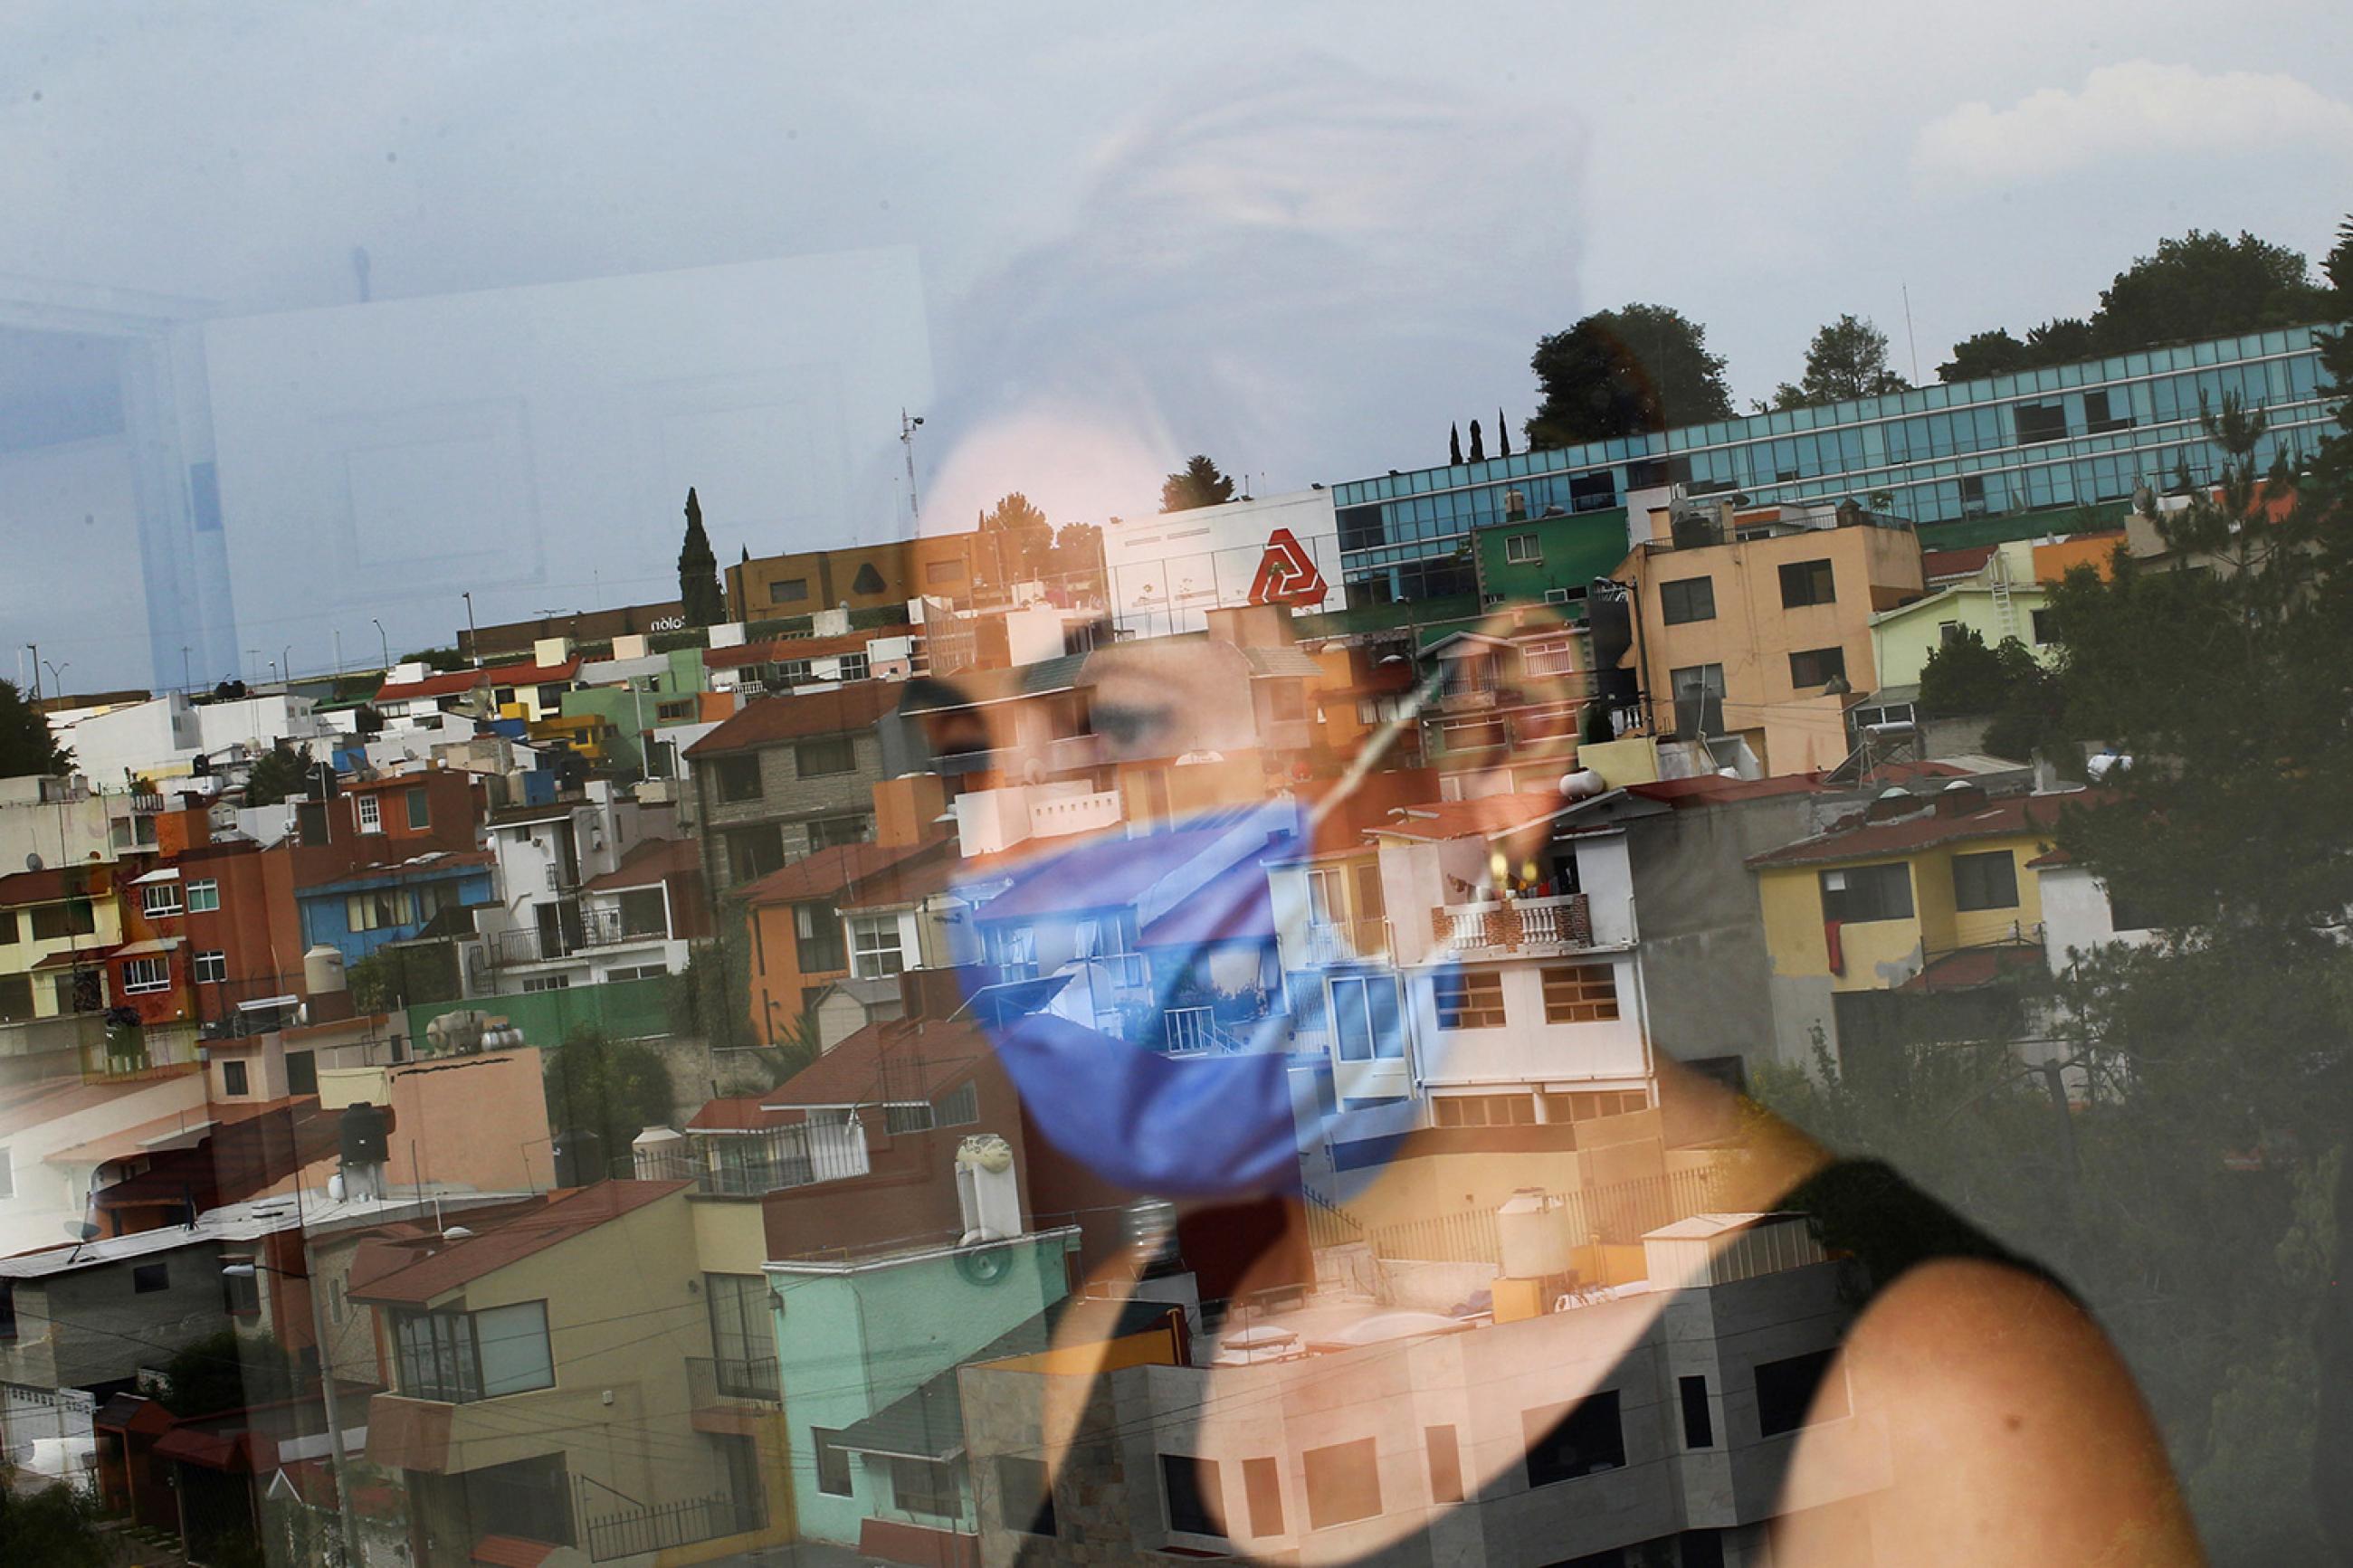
[1092,704,1164,749]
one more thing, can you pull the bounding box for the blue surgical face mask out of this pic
[955,799,1447,1201]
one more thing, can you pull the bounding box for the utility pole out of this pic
[462,593,480,668]
[26,642,39,703]
[371,619,389,671]
[181,646,193,694]
[900,410,926,527]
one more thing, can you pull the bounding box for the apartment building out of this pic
[686,682,906,890]
[1614,498,1927,774]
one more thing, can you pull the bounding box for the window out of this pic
[1433,970,1505,1030]
[850,915,904,979]
[1951,850,2019,911]
[1939,620,1966,646]
[357,794,382,832]
[285,1050,318,1097]
[805,813,872,852]
[1432,1093,1536,1127]
[604,964,670,982]
[519,974,572,993]
[1788,646,1846,689]
[1302,1438,1381,1531]
[1659,576,1715,624]
[812,1429,853,1496]
[186,879,220,913]
[1778,558,1837,607]
[655,697,695,721]
[1681,1530,1728,1568]
[0,910,13,944]
[932,1081,979,1127]
[617,888,669,937]
[346,889,414,931]
[2084,387,2132,433]
[1543,1090,1649,1123]
[2030,607,2057,644]
[2015,401,2068,444]
[1267,680,1306,722]
[0,975,28,1023]
[999,1455,1056,1537]
[1328,974,1403,1061]
[795,736,857,777]
[769,576,810,603]
[121,955,172,994]
[33,899,97,940]
[394,1301,555,1402]
[1540,965,1619,1023]
[224,1263,261,1316]
[1425,1425,1463,1506]
[1523,639,1577,676]
[133,1261,170,1293]
[925,557,963,584]
[795,900,848,973]
[0,1282,14,1340]
[1241,1457,1284,1536]
[835,651,872,683]
[891,1457,958,1520]
[713,755,764,803]
[405,787,431,830]
[1680,1374,1715,1449]
[724,823,786,885]
[194,950,227,984]
[140,882,183,917]
[1670,664,1725,736]
[222,1060,250,1096]
[882,1103,935,1135]
[1161,1453,1223,1537]
[0,1149,13,1202]
[1756,1349,1848,1437]
[1504,533,1540,564]
[1524,1392,1624,1486]
[1820,863,1912,924]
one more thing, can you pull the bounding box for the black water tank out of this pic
[339,1102,390,1165]
[552,1126,607,1188]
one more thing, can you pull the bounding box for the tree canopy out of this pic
[677,487,725,627]
[544,1028,674,1176]
[0,679,67,779]
[1770,314,1906,409]
[1159,455,1236,513]
[1525,304,1734,450]
[157,1329,302,1418]
[978,490,1055,580]
[243,742,313,807]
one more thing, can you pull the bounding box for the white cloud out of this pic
[1913,60,2353,190]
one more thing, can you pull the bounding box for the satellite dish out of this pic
[24,852,42,872]
[62,1220,100,1242]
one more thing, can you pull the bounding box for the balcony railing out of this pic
[484,908,672,966]
[1431,892,1593,954]
[636,1125,870,1196]
[686,1354,781,1408]
[1299,917,1393,967]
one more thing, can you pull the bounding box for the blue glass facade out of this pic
[1332,326,2335,603]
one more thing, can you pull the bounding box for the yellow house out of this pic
[1748,783,2068,1063]
[1615,498,1925,775]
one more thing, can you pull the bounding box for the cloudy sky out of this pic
[3,0,2349,564]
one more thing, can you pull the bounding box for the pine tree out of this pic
[0,679,67,779]
[1449,423,1463,466]
[1468,419,1485,462]
[1498,409,1511,460]
[677,488,724,627]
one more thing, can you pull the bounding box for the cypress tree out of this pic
[677,488,724,627]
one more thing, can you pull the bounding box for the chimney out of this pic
[956,1134,1021,1243]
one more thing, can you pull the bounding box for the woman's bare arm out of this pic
[1776,1259,2202,1565]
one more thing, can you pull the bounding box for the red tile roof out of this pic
[734,838,938,907]
[1899,943,2046,992]
[1371,792,1573,842]
[762,1018,984,1110]
[376,657,582,704]
[1628,760,1967,809]
[703,628,900,670]
[471,1535,563,1568]
[345,1180,686,1307]
[684,680,900,757]
[1746,790,2094,869]
[1922,545,1996,583]
[686,1092,803,1133]
[581,837,701,892]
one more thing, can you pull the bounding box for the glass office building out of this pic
[1332,324,2336,603]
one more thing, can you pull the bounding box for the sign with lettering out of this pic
[647,616,686,632]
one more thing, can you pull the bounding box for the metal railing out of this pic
[635,1126,870,1196]
[686,1354,781,1407]
[1361,1168,1728,1265]
[484,908,672,965]
[1299,917,1392,966]
[583,1487,764,1562]
[1162,1006,1229,1056]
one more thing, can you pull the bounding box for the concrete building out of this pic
[1101,488,1342,637]
[685,682,906,891]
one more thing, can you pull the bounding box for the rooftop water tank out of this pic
[1497,1189,1576,1279]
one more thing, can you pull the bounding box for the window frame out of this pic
[1777,557,1837,608]
[121,955,173,994]
[1522,1390,1626,1487]
[795,735,859,778]
[1301,1437,1382,1532]
[185,879,220,913]
[1787,645,1847,689]
[848,913,905,979]
[1819,862,1913,925]
[1160,1452,1224,1539]
[812,1428,853,1496]
[1659,576,1716,624]
[139,882,184,918]
[405,787,431,831]
[356,794,383,833]
[1755,1348,1850,1438]
[1950,849,2020,912]
[1432,968,1505,1031]
[1539,964,1620,1023]
[1503,532,1541,564]
[712,755,765,803]
[193,950,228,984]
[222,1059,250,1097]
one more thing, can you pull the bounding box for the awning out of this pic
[238,993,300,1012]
[831,1377,965,1462]
[129,867,182,884]
[32,946,115,971]
[111,936,185,957]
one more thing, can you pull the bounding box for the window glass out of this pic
[1302,1438,1381,1530]
[1951,850,2020,911]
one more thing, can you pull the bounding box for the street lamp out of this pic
[462,592,480,668]
[370,619,389,670]
[42,660,68,699]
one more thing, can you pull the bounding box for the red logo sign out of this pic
[1247,528,1328,607]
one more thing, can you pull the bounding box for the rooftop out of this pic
[1747,787,2091,869]
[580,835,700,893]
[1371,792,1577,843]
[375,656,582,704]
[345,1179,686,1307]
[683,680,900,757]
[760,1016,986,1112]
[734,837,940,907]
[0,1184,529,1278]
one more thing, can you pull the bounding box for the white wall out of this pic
[1102,488,1339,637]
[1412,955,1649,1092]
[55,697,198,787]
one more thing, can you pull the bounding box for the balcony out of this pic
[483,908,672,966]
[637,1125,871,1197]
[1299,917,1393,967]
[1431,892,1594,955]
[687,1354,781,1410]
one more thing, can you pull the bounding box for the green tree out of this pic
[1938,328,2032,383]
[1449,423,1463,465]
[1525,303,1735,449]
[397,646,470,673]
[677,487,725,627]
[979,491,1055,579]
[1496,408,1511,460]
[243,742,313,806]
[157,1329,302,1417]
[2092,229,2331,353]
[2024,316,2097,363]
[543,1027,674,1173]
[0,678,68,778]
[1770,314,1906,409]
[1915,626,2064,762]
[669,941,751,1048]
[1159,455,1236,513]
[0,1480,111,1568]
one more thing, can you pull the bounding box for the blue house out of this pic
[296,853,496,965]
